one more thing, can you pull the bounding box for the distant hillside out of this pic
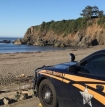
[14,6,105,48]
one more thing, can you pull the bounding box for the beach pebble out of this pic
[39,103,42,107]
[3,97,9,105]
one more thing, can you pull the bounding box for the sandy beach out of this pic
[0,45,104,77]
[0,45,105,107]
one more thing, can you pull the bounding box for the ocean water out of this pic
[0,37,65,53]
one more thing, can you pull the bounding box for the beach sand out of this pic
[0,45,104,107]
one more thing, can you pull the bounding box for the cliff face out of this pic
[15,19,105,48]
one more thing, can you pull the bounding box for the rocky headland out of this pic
[14,18,105,48]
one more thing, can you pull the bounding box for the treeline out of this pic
[39,6,105,36]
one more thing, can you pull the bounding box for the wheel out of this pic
[39,79,58,107]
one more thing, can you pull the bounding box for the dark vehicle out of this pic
[33,50,105,107]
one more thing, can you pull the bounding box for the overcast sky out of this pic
[0,0,105,37]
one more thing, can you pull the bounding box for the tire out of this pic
[39,79,58,107]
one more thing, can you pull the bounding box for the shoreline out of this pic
[0,45,104,77]
[0,46,92,55]
[0,40,95,54]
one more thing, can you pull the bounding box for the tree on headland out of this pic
[39,5,105,36]
[98,10,104,17]
[80,5,104,19]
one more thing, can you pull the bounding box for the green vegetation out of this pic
[39,6,105,36]
[34,25,40,30]
[97,16,105,27]
[80,6,104,19]
[40,18,88,35]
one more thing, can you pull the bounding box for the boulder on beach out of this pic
[13,39,22,45]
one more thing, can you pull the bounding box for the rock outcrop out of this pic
[13,39,22,45]
[71,32,92,48]
[0,40,11,43]
[14,19,105,48]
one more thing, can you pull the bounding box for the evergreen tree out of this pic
[80,5,104,19]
